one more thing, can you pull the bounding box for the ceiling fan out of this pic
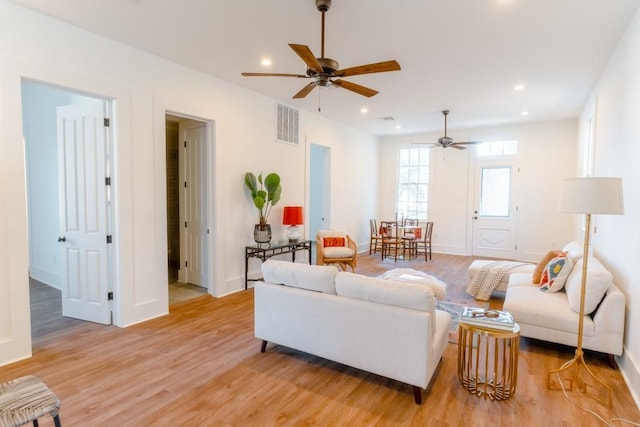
[241,0,401,99]
[416,110,482,150]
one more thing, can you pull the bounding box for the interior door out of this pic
[472,161,518,259]
[57,103,111,324]
[309,144,331,263]
[179,120,207,287]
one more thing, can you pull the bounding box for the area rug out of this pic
[437,300,489,344]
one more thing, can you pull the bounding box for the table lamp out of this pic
[282,206,303,243]
[548,177,624,407]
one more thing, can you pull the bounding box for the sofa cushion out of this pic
[323,246,355,259]
[562,241,584,263]
[533,250,564,283]
[539,254,573,292]
[503,284,595,336]
[335,272,435,312]
[261,260,338,294]
[564,257,613,315]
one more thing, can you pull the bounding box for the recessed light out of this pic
[360,107,368,114]
[514,84,525,91]
[395,124,402,129]
[261,58,272,66]
[520,110,529,116]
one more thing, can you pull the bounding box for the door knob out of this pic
[57,236,66,242]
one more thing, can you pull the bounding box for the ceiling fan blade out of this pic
[332,79,379,97]
[449,144,467,150]
[411,142,439,148]
[292,81,318,99]
[336,60,401,77]
[452,141,483,145]
[289,44,323,73]
[242,72,308,78]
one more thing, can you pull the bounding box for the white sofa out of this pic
[254,260,451,404]
[501,242,625,361]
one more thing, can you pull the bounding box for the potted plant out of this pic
[244,172,282,243]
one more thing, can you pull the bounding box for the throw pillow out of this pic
[539,254,573,292]
[533,250,564,283]
[564,257,613,315]
[323,237,345,247]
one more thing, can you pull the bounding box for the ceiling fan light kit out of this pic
[242,0,401,99]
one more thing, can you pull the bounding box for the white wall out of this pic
[379,119,578,260]
[579,6,640,404]
[0,0,378,365]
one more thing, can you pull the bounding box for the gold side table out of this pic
[457,322,520,400]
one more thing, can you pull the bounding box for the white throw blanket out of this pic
[466,261,530,300]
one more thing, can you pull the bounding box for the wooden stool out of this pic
[0,375,61,427]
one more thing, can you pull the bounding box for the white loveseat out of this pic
[254,260,451,404]
[500,242,625,361]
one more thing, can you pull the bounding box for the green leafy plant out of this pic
[244,172,282,228]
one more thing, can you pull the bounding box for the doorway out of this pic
[165,114,209,304]
[22,79,114,327]
[309,144,331,263]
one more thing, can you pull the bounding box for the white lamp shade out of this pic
[559,177,624,215]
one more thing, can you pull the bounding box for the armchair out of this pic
[316,230,357,272]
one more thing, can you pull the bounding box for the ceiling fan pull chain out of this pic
[318,87,322,112]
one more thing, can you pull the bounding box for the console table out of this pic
[245,240,313,289]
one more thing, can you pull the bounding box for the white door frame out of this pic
[165,112,214,295]
[22,79,115,326]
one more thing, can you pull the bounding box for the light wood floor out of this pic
[3,253,638,426]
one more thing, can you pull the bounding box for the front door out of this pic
[472,161,518,259]
[57,103,111,324]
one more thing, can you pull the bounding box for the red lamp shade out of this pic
[282,206,303,225]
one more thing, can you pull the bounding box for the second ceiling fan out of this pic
[416,110,482,150]
[241,0,401,99]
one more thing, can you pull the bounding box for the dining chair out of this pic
[400,219,419,258]
[381,222,404,262]
[369,219,384,255]
[415,221,433,261]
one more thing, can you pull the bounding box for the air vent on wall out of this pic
[276,103,299,145]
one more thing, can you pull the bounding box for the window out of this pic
[477,140,518,157]
[583,115,596,177]
[397,147,430,220]
[479,166,511,217]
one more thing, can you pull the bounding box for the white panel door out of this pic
[472,161,518,259]
[179,120,207,287]
[57,104,111,324]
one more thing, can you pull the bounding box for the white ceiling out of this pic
[9,0,640,137]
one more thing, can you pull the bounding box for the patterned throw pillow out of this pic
[539,254,573,292]
[323,237,345,247]
[533,250,564,283]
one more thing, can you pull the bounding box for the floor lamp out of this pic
[548,177,624,407]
